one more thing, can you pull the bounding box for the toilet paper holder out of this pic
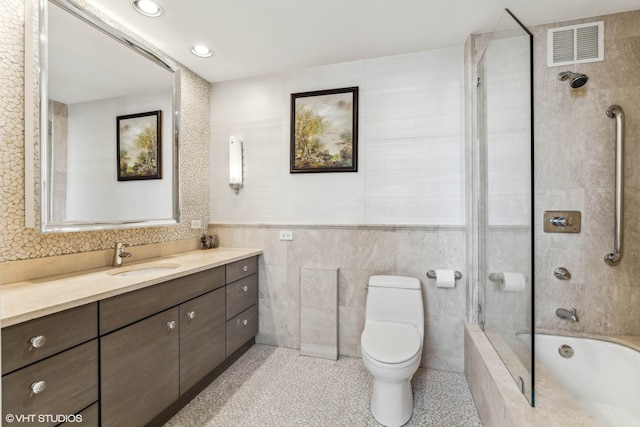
[488,272,528,284]
[426,270,462,280]
[489,272,503,283]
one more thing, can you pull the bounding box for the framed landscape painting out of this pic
[117,110,162,181]
[290,87,358,173]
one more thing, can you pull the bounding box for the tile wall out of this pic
[533,10,640,335]
[211,224,468,372]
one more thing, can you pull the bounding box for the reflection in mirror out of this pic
[476,9,534,405]
[40,0,180,232]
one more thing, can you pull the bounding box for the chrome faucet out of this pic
[112,242,132,267]
[556,307,579,322]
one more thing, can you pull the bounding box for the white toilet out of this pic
[360,275,424,427]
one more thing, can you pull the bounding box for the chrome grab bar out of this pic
[605,105,624,266]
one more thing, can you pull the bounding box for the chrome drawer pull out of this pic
[30,335,47,348]
[31,380,47,394]
[242,319,248,326]
[166,320,177,330]
[243,265,248,272]
[186,311,196,320]
[242,285,248,292]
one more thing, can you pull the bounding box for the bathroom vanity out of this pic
[0,248,260,427]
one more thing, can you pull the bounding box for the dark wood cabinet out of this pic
[2,255,259,427]
[100,266,224,334]
[179,287,226,394]
[225,256,259,357]
[1,303,98,425]
[100,308,180,427]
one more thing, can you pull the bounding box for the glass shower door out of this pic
[476,9,535,405]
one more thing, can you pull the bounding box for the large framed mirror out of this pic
[37,0,180,232]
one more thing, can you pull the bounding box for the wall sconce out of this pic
[229,136,243,194]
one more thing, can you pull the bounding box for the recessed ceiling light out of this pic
[132,0,163,18]
[191,45,214,58]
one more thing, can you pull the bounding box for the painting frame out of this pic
[116,110,162,181]
[290,87,358,173]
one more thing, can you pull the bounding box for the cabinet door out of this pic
[100,308,179,427]
[179,288,226,394]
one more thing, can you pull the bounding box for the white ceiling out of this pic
[86,0,640,83]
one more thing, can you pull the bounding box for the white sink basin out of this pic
[109,263,180,277]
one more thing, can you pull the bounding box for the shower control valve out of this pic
[550,216,572,227]
[543,211,581,233]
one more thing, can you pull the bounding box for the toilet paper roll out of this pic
[500,272,526,292]
[435,269,456,288]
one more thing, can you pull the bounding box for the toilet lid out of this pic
[361,321,421,364]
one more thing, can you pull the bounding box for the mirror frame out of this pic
[38,0,181,232]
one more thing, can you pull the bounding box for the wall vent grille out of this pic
[548,21,604,67]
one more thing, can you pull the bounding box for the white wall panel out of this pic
[211,46,465,225]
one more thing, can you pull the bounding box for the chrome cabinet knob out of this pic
[242,285,248,292]
[30,335,46,348]
[31,380,47,394]
[166,320,176,330]
[242,319,248,326]
[186,311,196,320]
[243,265,248,272]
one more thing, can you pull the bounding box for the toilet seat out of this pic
[361,321,421,364]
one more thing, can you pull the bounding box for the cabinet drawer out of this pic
[226,305,258,357]
[226,256,258,284]
[2,340,98,426]
[226,274,258,320]
[2,303,98,374]
[100,266,224,334]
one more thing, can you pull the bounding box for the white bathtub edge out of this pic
[464,321,597,427]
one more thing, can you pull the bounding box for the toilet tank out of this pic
[365,275,424,334]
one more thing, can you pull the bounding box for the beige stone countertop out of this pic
[0,247,262,328]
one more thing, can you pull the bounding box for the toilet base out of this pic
[370,377,414,427]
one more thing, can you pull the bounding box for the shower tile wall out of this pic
[211,224,468,373]
[533,10,640,335]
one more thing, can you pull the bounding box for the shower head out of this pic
[557,71,589,88]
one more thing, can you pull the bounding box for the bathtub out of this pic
[519,333,640,427]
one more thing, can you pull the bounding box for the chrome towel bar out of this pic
[605,105,624,266]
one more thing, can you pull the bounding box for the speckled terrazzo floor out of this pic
[164,344,482,427]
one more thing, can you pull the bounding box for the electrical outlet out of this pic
[191,220,202,229]
[279,230,293,241]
